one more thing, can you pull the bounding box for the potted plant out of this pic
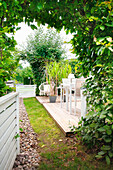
[46,61,59,102]
[46,61,72,103]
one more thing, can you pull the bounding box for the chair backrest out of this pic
[62,78,70,86]
[39,82,46,90]
[44,85,50,93]
[76,78,85,97]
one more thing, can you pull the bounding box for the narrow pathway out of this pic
[13,98,41,170]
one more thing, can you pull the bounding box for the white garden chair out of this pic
[60,77,86,116]
[39,82,50,96]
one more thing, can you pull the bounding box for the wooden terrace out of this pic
[36,96,82,136]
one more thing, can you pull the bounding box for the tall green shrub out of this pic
[20,26,65,95]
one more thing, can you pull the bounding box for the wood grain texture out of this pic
[0,92,19,170]
[36,96,81,136]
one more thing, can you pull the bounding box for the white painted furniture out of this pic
[81,88,87,118]
[39,82,50,96]
[60,78,86,117]
[0,92,20,170]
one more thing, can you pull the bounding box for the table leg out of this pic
[70,84,72,115]
[60,86,62,108]
[66,88,68,111]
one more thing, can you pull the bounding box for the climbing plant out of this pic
[0,0,113,163]
[31,0,113,163]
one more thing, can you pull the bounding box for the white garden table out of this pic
[60,78,86,116]
[60,78,76,115]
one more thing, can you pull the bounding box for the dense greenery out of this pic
[0,0,42,96]
[20,26,65,95]
[0,0,113,163]
[15,65,34,85]
[46,61,71,95]
[23,98,113,169]
[32,0,113,163]
[0,31,19,96]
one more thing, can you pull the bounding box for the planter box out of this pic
[49,96,57,103]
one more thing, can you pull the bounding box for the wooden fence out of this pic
[0,92,20,170]
[16,85,36,98]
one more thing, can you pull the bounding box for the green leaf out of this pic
[105,24,113,27]
[90,123,96,127]
[78,120,82,124]
[95,155,103,158]
[100,26,105,30]
[30,25,37,30]
[19,128,23,132]
[3,1,7,9]
[104,138,112,143]
[15,133,20,139]
[112,124,113,129]
[100,114,106,119]
[101,145,111,151]
[105,118,112,124]
[97,37,105,42]
[108,113,112,118]
[98,151,106,156]
[106,129,112,135]
[97,127,105,132]
[105,155,110,165]
[108,47,113,52]
[108,151,113,158]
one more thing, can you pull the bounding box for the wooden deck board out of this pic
[36,96,81,136]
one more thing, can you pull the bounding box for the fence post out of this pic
[15,93,20,154]
[81,88,87,118]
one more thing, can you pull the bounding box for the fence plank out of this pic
[0,92,18,106]
[0,110,16,139]
[0,127,16,163]
[0,120,16,151]
[8,151,16,170]
[0,97,16,113]
[0,140,16,170]
[0,92,20,170]
[0,102,16,126]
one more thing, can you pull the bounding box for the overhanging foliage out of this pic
[0,0,113,163]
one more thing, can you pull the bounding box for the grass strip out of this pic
[23,97,113,170]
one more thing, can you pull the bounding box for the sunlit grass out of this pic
[23,97,113,170]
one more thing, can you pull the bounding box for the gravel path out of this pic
[13,98,41,170]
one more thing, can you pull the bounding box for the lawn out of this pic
[23,97,113,170]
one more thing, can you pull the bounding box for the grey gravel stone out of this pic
[13,98,40,170]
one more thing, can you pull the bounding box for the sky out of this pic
[14,22,76,67]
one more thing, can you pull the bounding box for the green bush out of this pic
[76,111,113,165]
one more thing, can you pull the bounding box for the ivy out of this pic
[0,0,113,164]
